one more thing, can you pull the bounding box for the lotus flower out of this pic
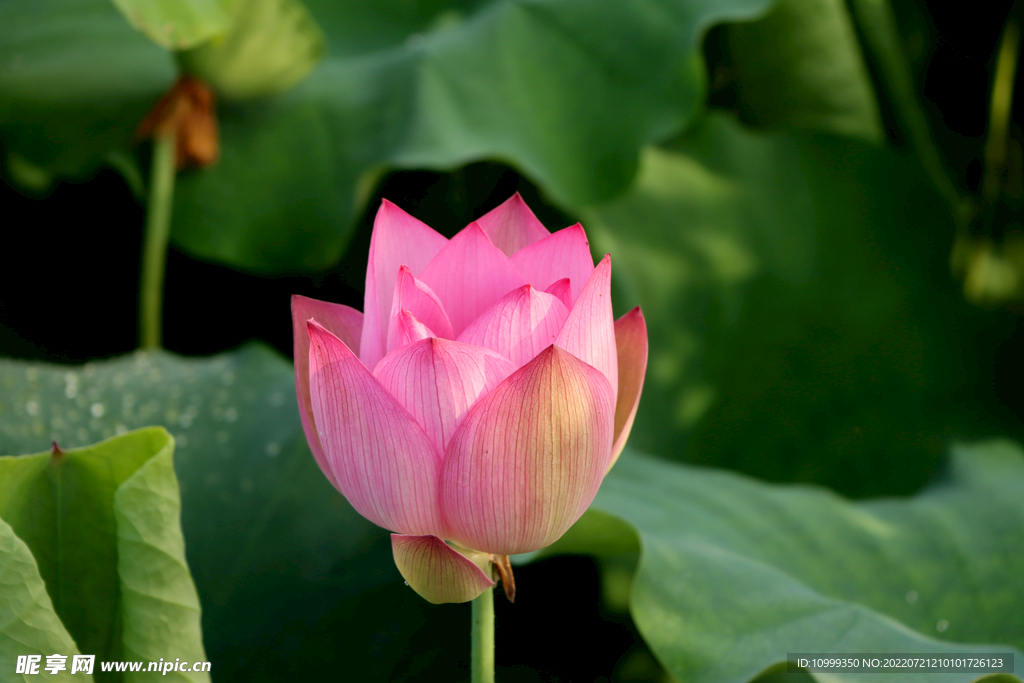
[292,194,647,604]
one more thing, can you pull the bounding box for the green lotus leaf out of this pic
[543,442,1024,683]
[0,427,209,681]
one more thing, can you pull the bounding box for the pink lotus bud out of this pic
[292,194,647,604]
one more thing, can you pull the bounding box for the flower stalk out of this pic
[140,131,176,349]
[471,586,495,683]
[136,75,219,349]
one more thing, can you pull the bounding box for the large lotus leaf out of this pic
[0,345,367,603]
[711,0,883,142]
[583,113,1022,497]
[114,437,209,680]
[542,442,1024,683]
[0,516,88,681]
[0,0,773,273]
[0,345,459,681]
[0,427,208,681]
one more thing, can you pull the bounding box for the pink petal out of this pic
[609,308,648,471]
[388,309,436,351]
[555,255,618,402]
[510,223,595,304]
[374,338,516,455]
[391,534,494,604]
[418,223,526,337]
[456,284,569,369]
[386,266,454,354]
[472,192,550,257]
[308,320,443,536]
[360,200,449,370]
[291,295,363,490]
[545,278,572,309]
[440,346,615,555]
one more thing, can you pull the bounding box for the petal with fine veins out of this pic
[291,294,363,490]
[440,346,615,555]
[391,534,494,604]
[308,320,443,536]
[457,285,569,369]
[419,223,525,337]
[472,192,550,257]
[609,307,648,471]
[375,338,515,455]
[387,309,436,352]
[545,278,572,309]
[361,200,448,370]
[386,266,454,354]
[511,223,594,303]
[555,255,617,402]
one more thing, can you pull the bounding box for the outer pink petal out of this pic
[291,295,363,490]
[472,192,550,257]
[391,534,494,604]
[388,309,436,351]
[440,346,615,556]
[374,338,516,455]
[308,320,443,536]
[456,284,569,369]
[360,200,449,370]
[609,307,648,471]
[510,224,595,304]
[386,266,454,354]
[419,223,526,337]
[554,255,618,403]
[545,278,572,309]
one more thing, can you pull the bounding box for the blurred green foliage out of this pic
[112,0,235,50]
[710,0,883,141]
[1,0,771,272]
[587,114,1023,497]
[176,0,325,100]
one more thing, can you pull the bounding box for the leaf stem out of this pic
[848,0,968,224]
[471,586,495,683]
[982,17,1021,203]
[140,132,177,350]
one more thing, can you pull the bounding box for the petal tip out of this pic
[306,317,328,338]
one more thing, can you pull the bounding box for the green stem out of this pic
[140,132,177,350]
[982,17,1021,203]
[471,586,495,683]
[848,0,967,225]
